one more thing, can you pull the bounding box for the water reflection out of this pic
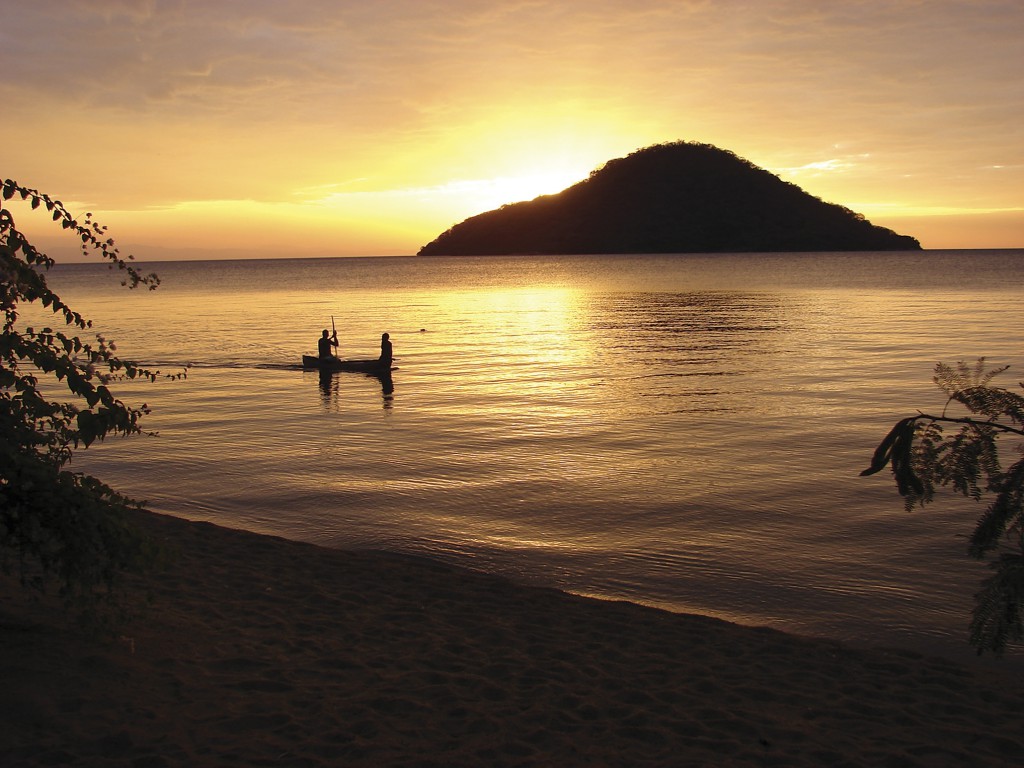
[317,368,395,410]
[424,286,590,371]
[585,292,788,415]
[379,371,395,408]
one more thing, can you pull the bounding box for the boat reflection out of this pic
[317,367,394,410]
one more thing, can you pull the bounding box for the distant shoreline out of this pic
[44,246,1024,267]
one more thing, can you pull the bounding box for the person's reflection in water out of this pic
[318,368,339,409]
[377,332,395,409]
[377,371,394,410]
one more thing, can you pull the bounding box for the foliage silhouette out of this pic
[862,360,1024,655]
[418,141,921,256]
[1,178,184,627]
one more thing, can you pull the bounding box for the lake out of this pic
[32,250,1024,666]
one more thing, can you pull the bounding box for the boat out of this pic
[302,355,393,374]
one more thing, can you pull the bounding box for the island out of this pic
[418,142,921,256]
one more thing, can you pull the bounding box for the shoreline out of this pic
[3,509,1023,766]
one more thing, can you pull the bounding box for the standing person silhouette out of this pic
[318,328,338,360]
[379,332,393,367]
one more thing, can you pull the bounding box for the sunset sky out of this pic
[3,0,1022,259]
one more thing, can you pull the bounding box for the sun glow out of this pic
[411,109,646,220]
[432,286,589,370]
[433,168,590,215]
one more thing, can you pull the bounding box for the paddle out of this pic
[331,315,337,358]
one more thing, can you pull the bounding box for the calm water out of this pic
[33,251,1024,664]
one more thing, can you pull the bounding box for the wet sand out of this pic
[2,510,1022,767]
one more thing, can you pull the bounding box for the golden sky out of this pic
[3,0,1022,258]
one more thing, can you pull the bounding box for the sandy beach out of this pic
[2,510,1022,767]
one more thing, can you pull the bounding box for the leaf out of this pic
[891,419,924,497]
[861,417,917,476]
[76,410,98,447]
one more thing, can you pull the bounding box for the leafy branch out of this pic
[862,359,1024,655]
[1,177,184,627]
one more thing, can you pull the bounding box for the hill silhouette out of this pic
[417,142,921,255]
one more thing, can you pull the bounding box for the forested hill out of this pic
[417,142,921,255]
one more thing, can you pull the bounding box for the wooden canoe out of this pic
[302,355,392,373]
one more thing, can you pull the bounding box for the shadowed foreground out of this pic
[2,511,1022,767]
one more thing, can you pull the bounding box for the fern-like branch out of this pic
[913,413,1024,438]
[969,554,1024,655]
[969,458,1024,558]
[864,359,1024,655]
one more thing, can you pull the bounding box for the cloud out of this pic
[3,0,1022,250]
[8,1,1019,137]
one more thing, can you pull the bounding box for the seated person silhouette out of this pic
[318,329,338,360]
[379,332,393,367]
